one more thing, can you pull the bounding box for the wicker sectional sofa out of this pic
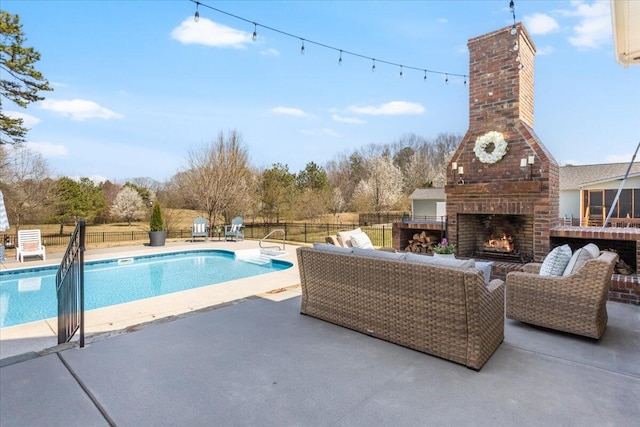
[296,246,505,370]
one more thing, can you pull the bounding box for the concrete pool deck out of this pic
[0,239,302,360]
[1,240,639,426]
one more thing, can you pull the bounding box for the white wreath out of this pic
[474,131,508,164]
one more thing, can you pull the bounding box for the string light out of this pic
[194,1,200,22]
[445,73,449,84]
[187,0,467,84]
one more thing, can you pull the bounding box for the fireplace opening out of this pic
[457,214,534,263]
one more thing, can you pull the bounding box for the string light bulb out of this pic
[399,65,403,78]
[300,39,305,55]
[464,76,467,86]
[339,50,343,65]
[445,73,449,84]
[194,2,200,22]
[252,23,257,41]
[424,70,427,81]
[372,59,376,72]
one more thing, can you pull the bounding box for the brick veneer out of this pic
[445,24,559,263]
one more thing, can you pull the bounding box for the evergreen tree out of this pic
[0,11,53,145]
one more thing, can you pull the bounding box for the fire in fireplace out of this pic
[484,234,514,253]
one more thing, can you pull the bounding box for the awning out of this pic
[611,0,640,67]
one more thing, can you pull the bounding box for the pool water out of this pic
[0,249,292,328]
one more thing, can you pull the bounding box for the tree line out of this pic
[0,130,460,231]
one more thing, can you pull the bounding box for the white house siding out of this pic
[560,190,581,218]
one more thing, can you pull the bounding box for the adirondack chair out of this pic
[224,217,244,241]
[191,216,210,242]
[16,229,46,263]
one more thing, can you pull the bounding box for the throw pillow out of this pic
[582,243,600,259]
[352,247,405,260]
[350,232,374,249]
[312,243,353,254]
[539,244,572,277]
[563,246,596,276]
[336,228,363,247]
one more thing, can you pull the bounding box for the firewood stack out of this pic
[604,248,634,275]
[405,231,433,254]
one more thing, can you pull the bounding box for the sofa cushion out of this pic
[475,261,493,284]
[563,243,598,276]
[540,244,572,277]
[405,252,476,269]
[350,232,374,249]
[312,243,353,254]
[353,247,405,260]
[336,228,363,247]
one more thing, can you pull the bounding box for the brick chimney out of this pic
[445,24,560,262]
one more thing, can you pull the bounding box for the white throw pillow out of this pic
[563,246,596,276]
[350,232,374,249]
[582,243,600,259]
[336,228,363,247]
[540,244,572,277]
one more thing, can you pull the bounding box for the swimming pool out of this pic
[0,249,292,328]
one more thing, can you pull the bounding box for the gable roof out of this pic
[409,187,445,200]
[559,162,640,190]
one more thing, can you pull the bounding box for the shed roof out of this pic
[409,187,445,200]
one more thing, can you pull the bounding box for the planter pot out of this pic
[149,231,167,247]
[433,253,455,259]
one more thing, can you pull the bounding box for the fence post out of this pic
[304,223,307,243]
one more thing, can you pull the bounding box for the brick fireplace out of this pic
[445,24,560,263]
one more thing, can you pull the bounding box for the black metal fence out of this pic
[3,222,393,249]
[358,212,405,226]
[56,220,86,347]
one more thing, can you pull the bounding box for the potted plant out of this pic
[432,237,456,258]
[148,200,167,246]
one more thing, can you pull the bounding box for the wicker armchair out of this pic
[506,251,618,339]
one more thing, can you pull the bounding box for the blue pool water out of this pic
[0,249,292,328]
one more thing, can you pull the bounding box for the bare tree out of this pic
[110,186,144,225]
[176,129,252,227]
[352,156,404,214]
[0,144,52,229]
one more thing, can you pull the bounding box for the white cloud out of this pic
[332,114,365,124]
[536,45,555,55]
[524,13,560,35]
[565,0,611,49]
[270,107,309,117]
[437,18,448,24]
[301,128,339,137]
[25,141,68,157]
[260,48,280,56]
[40,99,123,121]
[171,17,252,48]
[347,101,425,116]
[5,111,40,127]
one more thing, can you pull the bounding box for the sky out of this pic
[2,0,639,184]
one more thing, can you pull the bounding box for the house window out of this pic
[585,189,635,220]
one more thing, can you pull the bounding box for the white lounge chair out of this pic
[16,229,46,263]
[224,217,244,241]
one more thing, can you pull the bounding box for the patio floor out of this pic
[1,242,639,426]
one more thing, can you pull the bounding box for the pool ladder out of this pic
[260,229,285,251]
